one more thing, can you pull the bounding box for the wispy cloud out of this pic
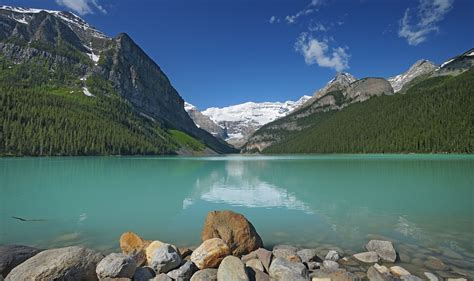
[284,0,323,24]
[269,16,280,24]
[56,0,107,15]
[398,0,454,46]
[295,33,350,71]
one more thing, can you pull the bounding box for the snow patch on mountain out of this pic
[0,5,108,39]
[388,60,437,93]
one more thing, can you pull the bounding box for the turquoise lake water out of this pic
[1,155,473,258]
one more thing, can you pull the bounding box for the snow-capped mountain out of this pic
[185,96,311,147]
[435,48,474,77]
[184,102,228,140]
[388,60,437,93]
[313,72,357,99]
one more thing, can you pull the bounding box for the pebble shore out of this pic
[1,210,472,281]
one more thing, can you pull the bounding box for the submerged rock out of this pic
[423,272,439,281]
[5,246,103,281]
[0,245,42,277]
[310,268,358,281]
[96,253,137,279]
[150,244,182,274]
[366,240,397,262]
[269,257,308,281]
[389,266,410,276]
[201,210,263,256]
[190,268,217,281]
[424,257,448,271]
[217,256,249,281]
[191,238,230,269]
[353,251,380,263]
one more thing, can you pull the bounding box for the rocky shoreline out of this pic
[0,210,471,281]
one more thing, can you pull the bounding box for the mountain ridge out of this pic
[0,5,236,155]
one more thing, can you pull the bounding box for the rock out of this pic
[446,279,467,281]
[297,249,320,263]
[424,257,448,271]
[96,253,137,279]
[246,267,270,281]
[190,268,218,281]
[367,265,398,281]
[133,267,155,281]
[400,275,422,281]
[167,260,197,281]
[439,247,464,260]
[353,252,380,263]
[273,245,301,262]
[190,238,230,269]
[120,232,149,256]
[389,266,410,277]
[130,249,147,267]
[241,248,273,269]
[152,273,173,281]
[310,268,358,281]
[179,248,193,259]
[366,240,397,262]
[307,261,321,270]
[269,257,308,281]
[146,241,179,266]
[255,248,272,273]
[5,246,103,281]
[217,256,249,281]
[423,272,438,281]
[398,253,411,263]
[325,250,340,262]
[150,244,182,274]
[201,210,263,256]
[338,257,359,267]
[246,259,264,272]
[322,260,339,270]
[0,245,42,277]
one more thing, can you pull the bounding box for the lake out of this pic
[1,155,473,265]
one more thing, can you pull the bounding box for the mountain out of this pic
[243,74,394,152]
[196,96,311,147]
[184,102,228,140]
[435,48,474,76]
[243,49,474,154]
[0,5,236,155]
[388,60,437,93]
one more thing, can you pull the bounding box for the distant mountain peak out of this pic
[388,59,437,93]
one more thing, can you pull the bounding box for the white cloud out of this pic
[295,33,349,71]
[284,0,323,24]
[269,16,280,24]
[398,0,454,46]
[308,22,327,32]
[56,0,107,15]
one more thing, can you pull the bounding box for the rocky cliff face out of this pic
[435,48,474,77]
[388,60,437,93]
[0,5,235,154]
[185,103,228,140]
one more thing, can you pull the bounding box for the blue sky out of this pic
[3,0,474,109]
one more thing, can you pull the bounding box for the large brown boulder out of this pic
[201,210,263,256]
[120,232,150,255]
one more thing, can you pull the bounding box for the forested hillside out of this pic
[0,56,206,156]
[262,68,474,154]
